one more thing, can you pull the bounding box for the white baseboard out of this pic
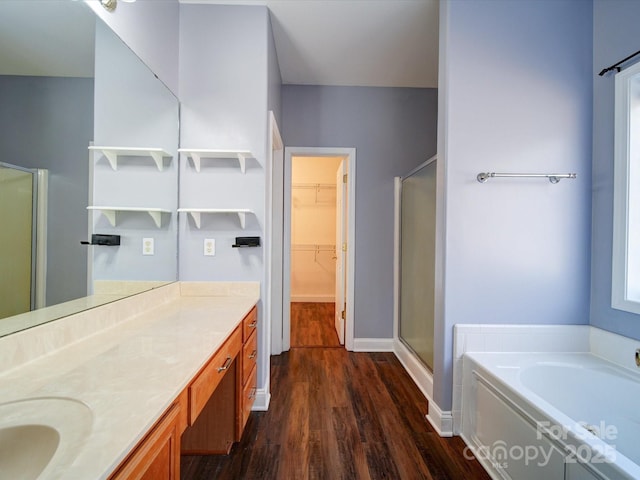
[352,338,394,352]
[251,388,270,411]
[290,296,335,303]
[426,401,453,437]
[393,339,433,400]
[393,339,453,437]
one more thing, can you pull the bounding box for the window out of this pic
[612,61,640,314]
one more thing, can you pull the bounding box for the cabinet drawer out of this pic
[242,306,258,342]
[189,325,242,425]
[242,330,257,385]
[241,366,257,432]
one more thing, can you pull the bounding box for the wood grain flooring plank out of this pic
[291,302,340,347]
[181,348,491,480]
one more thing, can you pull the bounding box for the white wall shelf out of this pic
[87,206,171,228]
[178,149,254,173]
[89,146,172,171]
[177,208,254,229]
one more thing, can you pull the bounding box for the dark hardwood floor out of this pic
[181,348,491,480]
[290,302,340,348]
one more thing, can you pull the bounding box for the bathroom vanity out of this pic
[0,282,260,480]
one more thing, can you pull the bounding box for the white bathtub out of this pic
[461,352,640,480]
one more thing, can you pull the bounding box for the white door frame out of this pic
[262,110,283,408]
[280,147,356,352]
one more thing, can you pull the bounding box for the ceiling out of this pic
[0,0,439,88]
[183,0,439,88]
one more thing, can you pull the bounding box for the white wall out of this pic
[178,4,273,397]
[84,0,179,95]
[590,0,640,339]
[92,21,179,284]
[435,0,593,413]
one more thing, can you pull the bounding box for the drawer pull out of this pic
[217,355,232,373]
[248,350,257,360]
[248,388,256,400]
[248,321,257,328]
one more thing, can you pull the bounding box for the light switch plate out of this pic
[204,238,215,256]
[142,237,154,255]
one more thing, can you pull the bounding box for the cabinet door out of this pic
[110,404,180,480]
[239,366,257,435]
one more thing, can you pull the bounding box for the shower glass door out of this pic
[399,158,436,370]
[0,163,36,318]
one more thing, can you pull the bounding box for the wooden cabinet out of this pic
[182,306,258,453]
[237,306,258,437]
[110,305,257,478]
[188,325,242,425]
[109,403,180,480]
[182,324,242,454]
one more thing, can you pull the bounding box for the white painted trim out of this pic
[251,388,271,411]
[262,111,282,406]
[612,61,640,314]
[290,295,335,303]
[352,338,394,352]
[268,112,284,356]
[393,339,453,436]
[87,142,95,295]
[283,147,356,351]
[426,401,453,437]
[393,338,433,400]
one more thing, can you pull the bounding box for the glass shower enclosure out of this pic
[399,157,437,371]
[0,162,46,318]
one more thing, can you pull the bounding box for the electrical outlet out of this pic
[204,238,215,256]
[142,237,154,255]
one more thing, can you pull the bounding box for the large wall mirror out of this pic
[0,1,179,337]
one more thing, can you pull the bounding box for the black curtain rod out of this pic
[599,48,640,76]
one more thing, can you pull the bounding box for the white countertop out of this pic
[0,286,258,479]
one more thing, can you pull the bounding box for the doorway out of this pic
[277,147,356,353]
[289,156,343,347]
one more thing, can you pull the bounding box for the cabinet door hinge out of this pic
[343,173,348,184]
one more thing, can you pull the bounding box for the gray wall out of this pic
[0,75,93,306]
[590,0,640,339]
[92,21,179,283]
[435,0,593,410]
[282,85,438,338]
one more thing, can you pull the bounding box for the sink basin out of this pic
[0,397,93,480]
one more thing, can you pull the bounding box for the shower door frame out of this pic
[0,161,47,311]
[393,155,437,409]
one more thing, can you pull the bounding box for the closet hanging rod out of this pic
[476,172,577,184]
[292,183,336,189]
[292,244,335,251]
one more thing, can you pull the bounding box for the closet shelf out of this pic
[178,148,254,173]
[87,206,171,228]
[177,208,254,229]
[88,146,172,171]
